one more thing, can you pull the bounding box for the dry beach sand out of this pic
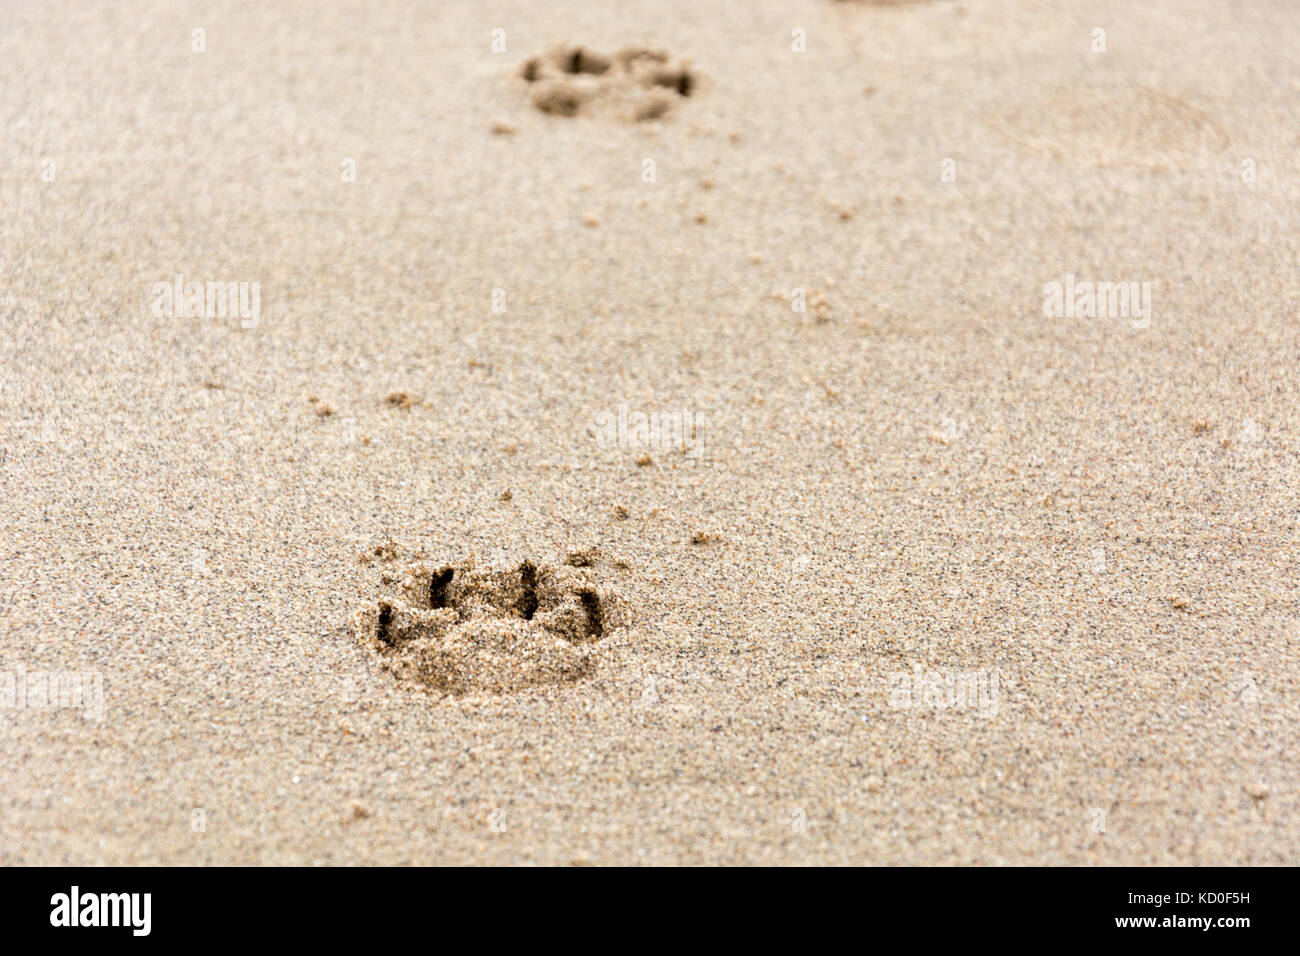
[2,0,1299,864]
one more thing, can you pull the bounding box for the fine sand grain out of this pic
[1,0,1298,864]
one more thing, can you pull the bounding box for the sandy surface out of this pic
[2,0,1298,864]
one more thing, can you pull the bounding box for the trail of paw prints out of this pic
[353,544,624,695]
[519,44,697,121]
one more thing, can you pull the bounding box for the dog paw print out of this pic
[353,549,622,695]
[987,82,1229,170]
[520,44,696,121]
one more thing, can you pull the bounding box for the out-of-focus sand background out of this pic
[1,0,1298,864]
